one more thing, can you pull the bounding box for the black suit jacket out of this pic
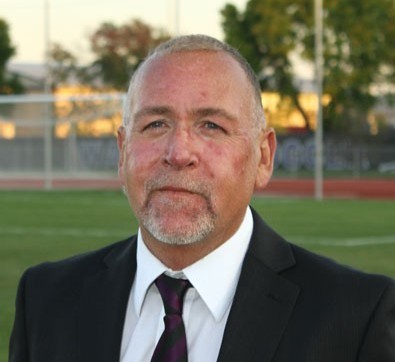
[9,209,395,361]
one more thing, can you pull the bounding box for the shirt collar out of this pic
[133,229,168,317]
[133,207,253,322]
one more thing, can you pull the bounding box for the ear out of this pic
[254,128,277,190]
[117,126,126,183]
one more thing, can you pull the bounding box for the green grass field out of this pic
[1,190,394,361]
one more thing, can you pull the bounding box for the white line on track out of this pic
[294,235,395,247]
[2,227,394,247]
[0,226,131,238]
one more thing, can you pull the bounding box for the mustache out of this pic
[144,174,212,202]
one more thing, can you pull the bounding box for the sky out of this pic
[2,0,249,64]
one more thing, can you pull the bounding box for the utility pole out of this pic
[314,0,324,200]
[43,0,53,190]
[175,0,180,36]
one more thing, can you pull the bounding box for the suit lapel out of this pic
[217,210,300,362]
[76,210,299,362]
[77,237,137,362]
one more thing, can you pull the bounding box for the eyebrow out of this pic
[191,107,238,123]
[134,106,238,123]
[133,106,175,122]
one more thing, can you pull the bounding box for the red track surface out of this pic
[260,179,395,199]
[0,177,394,199]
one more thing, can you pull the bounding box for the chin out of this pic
[142,215,215,246]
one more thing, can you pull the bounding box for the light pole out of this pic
[43,0,53,189]
[314,0,324,200]
[175,0,180,36]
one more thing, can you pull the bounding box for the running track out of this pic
[0,177,394,199]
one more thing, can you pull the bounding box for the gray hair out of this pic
[123,34,266,128]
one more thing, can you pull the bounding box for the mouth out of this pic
[144,176,212,209]
[157,186,196,194]
[152,187,202,202]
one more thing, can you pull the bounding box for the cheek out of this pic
[205,142,224,178]
[124,140,162,174]
[230,138,255,174]
[205,139,254,180]
[122,141,162,202]
[123,141,163,206]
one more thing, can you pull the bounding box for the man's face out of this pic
[118,51,275,251]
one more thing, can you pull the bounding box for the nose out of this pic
[163,128,199,169]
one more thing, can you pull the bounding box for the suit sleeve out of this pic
[358,281,395,362]
[9,270,29,362]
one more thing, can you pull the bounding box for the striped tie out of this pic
[151,274,192,362]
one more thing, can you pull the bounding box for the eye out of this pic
[143,120,166,131]
[204,121,221,130]
[203,121,224,131]
[204,122,218,129]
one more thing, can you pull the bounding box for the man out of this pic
[9,35,395,362]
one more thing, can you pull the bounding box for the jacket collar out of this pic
[217,208,300,362]
[76,208,299,362]
[77,236,137,362]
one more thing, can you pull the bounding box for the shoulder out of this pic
[290,243,395,358]
[20,236,137,290]
[250,207,393,292]
[250,208,394,309]
[289,242,393,291]
[283,242,395,327]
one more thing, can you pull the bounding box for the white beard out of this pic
[136,174,216,245]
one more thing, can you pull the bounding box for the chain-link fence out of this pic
[1,93,394,189]
[0,93,124,187]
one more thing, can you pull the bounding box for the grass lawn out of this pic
[1,190,394,361]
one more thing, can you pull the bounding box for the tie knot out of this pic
[155,274,191,315]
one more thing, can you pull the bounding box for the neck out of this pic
[139,212,246,269]
[143,237,220,270]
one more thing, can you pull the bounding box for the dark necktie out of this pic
[151,274,192,362]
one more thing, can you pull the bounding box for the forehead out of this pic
[143,50,245,79]
[131,51,252,109]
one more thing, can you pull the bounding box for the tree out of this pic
[221,0,395,135]
[89,19,170,90]
[48,42,78,87]
[47,43,101,89]
[0,18,24,94]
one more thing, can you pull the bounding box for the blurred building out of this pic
[1,63,394,139]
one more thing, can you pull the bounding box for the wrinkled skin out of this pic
[118,50,276,269]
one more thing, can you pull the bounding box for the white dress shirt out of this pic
[120,207,253,362]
